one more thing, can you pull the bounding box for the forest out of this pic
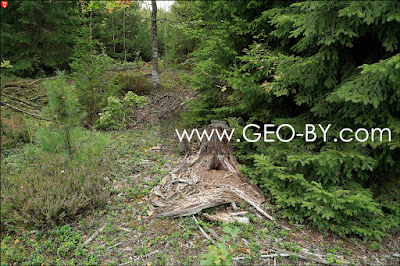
[1,0,399,265]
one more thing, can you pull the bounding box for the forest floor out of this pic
[1,67,399,265]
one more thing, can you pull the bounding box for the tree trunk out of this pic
[164,20,167,70]
[123,8,127,61]
[151,0,160,89]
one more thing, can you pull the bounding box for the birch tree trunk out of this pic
[151,0,160,89]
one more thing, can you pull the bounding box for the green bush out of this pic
[1,73,111,230]
[1,152,109,228]
[1,126,110,230]
[70,36,121,125]
[42,73,85,156]
[113,71,151,95]
[98,91,147,130]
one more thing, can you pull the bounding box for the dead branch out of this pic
[1,78,50,88]
[83,223,107,245]
[0,100,54,122]
[133,250,159,261]
[2,93,43,110]
[221,185,274,221]
[192,215,215,244]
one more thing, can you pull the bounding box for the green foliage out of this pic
[113,71,152,95]
[1,74,111,230]
[187,1,400,239]
[0,224,94,265]
[181,1,286,126]
[200,242,231,266]
[370,241,380,251]
[43,73,85,155]
[200,225,240,265]
[0,1,79,77]
[167,2,198,65]
[1,149,109,228]
[1,113,110,229]
[70,35,121,125]
[1,60,13,69]
[92,3,153,62]
[98,91,148,130]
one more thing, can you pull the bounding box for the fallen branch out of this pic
[107,242,122,250]
[230,211,247,216]
[133,250,159,261]
[1,101,53,122]
[223,185,274,221]
[117,249,160,265]
[192,215,215,244]
[83,223,107,245]
[232,253,290,261]
[207,227,223,243]
[2,93,43,110]
[241,238,250,247]
[120,227,132,233]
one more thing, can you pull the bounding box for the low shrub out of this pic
[0,112,32,148]
[113,71,151,95]
[1,151,109,229]
[1,104,111,230]
[97,91,148,130]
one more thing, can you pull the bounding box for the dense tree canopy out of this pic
[0,1,79,76]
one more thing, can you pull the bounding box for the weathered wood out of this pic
[179,138,192,156]
[83,223,107,245]
[151,120,273,220]
[152,188,238,217]
[202,212,235,223]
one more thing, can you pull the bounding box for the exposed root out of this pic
[150,120,273,220]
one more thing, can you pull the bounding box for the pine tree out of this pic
[43,73,85,156]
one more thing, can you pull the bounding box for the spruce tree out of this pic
[0,1,79,77]
[185,1,400,239]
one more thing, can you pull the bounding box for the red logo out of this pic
[1,1,8,8]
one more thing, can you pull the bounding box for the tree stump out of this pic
[150,120,273,220]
